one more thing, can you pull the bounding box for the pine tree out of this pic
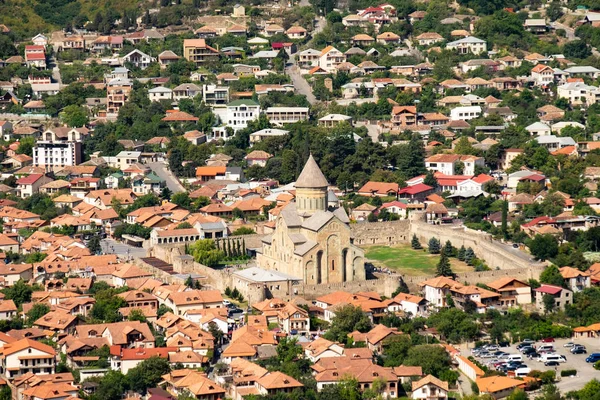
[231,287,240,299]
[436,253,454,277]
[226,239,232,258]
[411,234,422,250]
[428,237,441,254]
[465,247,475,265]
[457,245,466,261]
[242,240,246,257]
[443,240,454,257]
[235,239,241,258]
[225,287,232,297]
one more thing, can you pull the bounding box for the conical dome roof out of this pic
[295,154,329,188]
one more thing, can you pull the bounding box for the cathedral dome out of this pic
[295,154,329,189]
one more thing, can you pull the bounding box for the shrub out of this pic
[561,369,577,377]
[471,381,480,395]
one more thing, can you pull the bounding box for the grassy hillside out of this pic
[0,0,142,39]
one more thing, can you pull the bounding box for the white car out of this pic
[564,342,575,348]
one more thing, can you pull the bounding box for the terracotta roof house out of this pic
[357,181,399,197]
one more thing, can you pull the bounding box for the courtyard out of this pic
[363,244,474,276]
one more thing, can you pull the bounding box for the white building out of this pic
[446,36,487,55]
[225,100,260,132]
[203,85,229,107]
[265,107,310,125]
[564,66,600,79]
[525,122,551,136]
[0,338,56,378]
[449,106,482,121]
[318,46,346,71]
[557,81,600,106]
[148,86,173,102]
[122,49,155,70]
[33,127,86,172]
[535,135,577,151]
[249,128,289,144]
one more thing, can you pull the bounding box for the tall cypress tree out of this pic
[501,199,508,239]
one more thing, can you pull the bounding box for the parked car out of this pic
[572,347,587,354]
[527,352,540,360]
[519,346,534,353]
[545,361,560,366]
[541,338,555,343]
[586,354,600,363]
[499,341,510,348]
[486,345,499,351]
[481,352,495,358]
[563,342,575,348]
[523,339,535,344]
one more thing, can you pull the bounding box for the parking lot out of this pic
[469,337,600,392]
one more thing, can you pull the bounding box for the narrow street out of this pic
[148,162,186,193]
[286,63,317,105]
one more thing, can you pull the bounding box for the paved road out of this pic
[355,121,380,142]
[552,19,600,57]
[48,56,62,86]
[287,63,317,105]
[148,162,186,193]
[101,238,148,259]
[494,240,546,265]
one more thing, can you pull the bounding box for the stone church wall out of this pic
[351,220,411,246]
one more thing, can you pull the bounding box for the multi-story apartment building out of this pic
[265,107,309,125]
[226,100,261,131]
[183,39,219,67]
[33,127,86,172]
[0,338,56,378]
[202,85,229,107]
[107,77,133,115]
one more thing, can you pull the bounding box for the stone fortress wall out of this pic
[141,218,547,301]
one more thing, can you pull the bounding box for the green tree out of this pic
[442,240,454,257]
[529,234,559,261]
[464,247,475,264]
[26,303,50,326]
[436,253,454,278]
[2,280,34,307]
[457,246,466,261]
[411,234,422,250]
[188,239,225,267]
[424,170,438,189]
[171,192,191,209]
[60,104,89,127]
[501,199,508,238]
[90,370,128,400]
[324,305,372,343]
[87,236,101,254]
[126,356,171,393]
[428,237,441,254]
[542,293,556,314]
[0,385,11,400]
[127,309,147,322]
[404,344,451,377]
[17,137,35,156]
[539,265,566,288]
[382,334,412,367]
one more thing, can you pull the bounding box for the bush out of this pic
[560,369,577,377]
[471,380,480,394]
[594,361,600,370]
